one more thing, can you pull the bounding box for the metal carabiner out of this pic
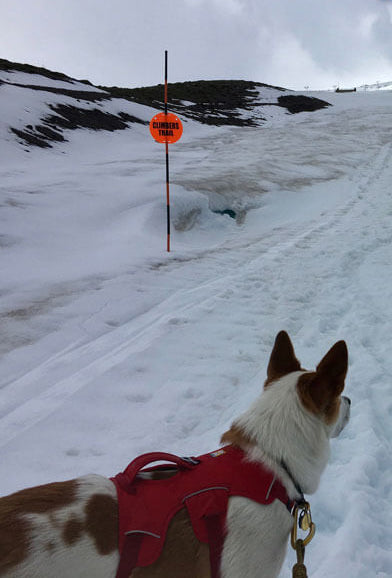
[291,501,316,548]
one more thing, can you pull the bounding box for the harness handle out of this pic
[113,452,199,493]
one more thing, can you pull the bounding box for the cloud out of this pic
[1,0,392,90]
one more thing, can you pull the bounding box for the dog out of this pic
[0,331,350,578]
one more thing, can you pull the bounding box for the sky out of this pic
[1,0,392,90]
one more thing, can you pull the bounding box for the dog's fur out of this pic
[0,331,350,578]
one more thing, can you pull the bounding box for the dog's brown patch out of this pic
[325,397,341,425]
[85,493,118,555]
[63,515,84,546]
[46,541,56,553]
[0,480,77,574]
[1,480,77,514]
[133,508,209,578]
[0,510,31,575]
[220,423,255,449]
[297,373,342,424]
[297,340,347,424]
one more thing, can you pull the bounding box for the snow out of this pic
[0,69,107,92]
[357,80,392,91]
[1,73,392,577]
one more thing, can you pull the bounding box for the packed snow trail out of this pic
[1,90,391,577]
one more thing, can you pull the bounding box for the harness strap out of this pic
[114,451,198,493]
[204,514,225,578]
[115,533,143,578]
[115,517,225,578]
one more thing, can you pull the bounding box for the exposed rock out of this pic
[277,95,331,113]
[1,59,332,148]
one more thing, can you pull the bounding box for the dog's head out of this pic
[222,331,350,495]
[265,330,350,438]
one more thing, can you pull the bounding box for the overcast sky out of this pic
[1,0,392,90]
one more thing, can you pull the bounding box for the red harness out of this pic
[111,445,294,578]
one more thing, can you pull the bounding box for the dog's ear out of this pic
[316,340,348,386]
[265,331,301,386]
[297,340,348,418]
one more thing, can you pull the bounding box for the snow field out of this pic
[0,81,391,577]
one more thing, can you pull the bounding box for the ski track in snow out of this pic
[1,143,387,447]
[1,89,392,577]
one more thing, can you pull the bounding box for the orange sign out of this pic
[150,112,183,144]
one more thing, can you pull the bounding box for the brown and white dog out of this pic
[0,331,350,578]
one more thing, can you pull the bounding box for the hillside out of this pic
[357,79,392,91]
[100,79,331,126]
[0,58,330,148]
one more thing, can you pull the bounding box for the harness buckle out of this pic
[181,456,200,466]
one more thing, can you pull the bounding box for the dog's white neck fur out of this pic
[234,371,331,497]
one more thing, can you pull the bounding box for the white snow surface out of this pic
[0,69,107,92]
[357,80,392,91]
[1,75,392,578]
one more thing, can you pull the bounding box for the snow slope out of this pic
[1,69,392,578]
[358,80,392,91]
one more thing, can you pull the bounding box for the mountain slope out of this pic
[1,59,330,148]
[358,79,392,91]
[100,79,331,126]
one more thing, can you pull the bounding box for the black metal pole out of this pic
[165,50,168,115]
[165,50,170,252]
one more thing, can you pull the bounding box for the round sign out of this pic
[149,112,183,144]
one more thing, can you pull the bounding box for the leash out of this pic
[279,459,316,577]
[291,501,316,578]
